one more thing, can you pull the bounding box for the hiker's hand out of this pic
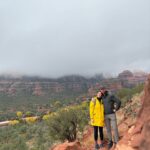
[90,119,94,124]
[113,109,116,112]
[91,97,95,101]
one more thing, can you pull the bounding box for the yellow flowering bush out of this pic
[25,117,38,124]
[9,120,20,126]
[42,114,51,121]
[16,111,23,118]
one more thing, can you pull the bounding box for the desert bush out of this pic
[16,111,23,118]
[0,126,28,150]
[25,117,38,124]
[9,120,20,126]
[117,83,144,107]
[47,102,88,142]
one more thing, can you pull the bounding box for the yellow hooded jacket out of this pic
[89,97,104,127]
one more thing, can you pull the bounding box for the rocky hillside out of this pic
[115,74,150,150]
[50,92,143,150]
[51,74,150,150]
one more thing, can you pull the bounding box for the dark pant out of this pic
[94,126,104,141]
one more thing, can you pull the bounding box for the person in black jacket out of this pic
[100,87,121,149]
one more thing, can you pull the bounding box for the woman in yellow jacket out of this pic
[90,91,104,149]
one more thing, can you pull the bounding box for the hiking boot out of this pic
[95,143,99,149]
[99,143,104,149]
[107,141,113,149]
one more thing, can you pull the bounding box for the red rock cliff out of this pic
[115,74,150,150]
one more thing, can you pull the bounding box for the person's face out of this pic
[100,89,106,95]
[97,91,102,98]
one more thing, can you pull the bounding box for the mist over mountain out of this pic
[0,70,148,99]
[0,0,150,78]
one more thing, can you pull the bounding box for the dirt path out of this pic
[81,126,111,150]
[81,124,128,150]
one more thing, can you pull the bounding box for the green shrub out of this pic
[117,83,144,107]
[47,103,88,142]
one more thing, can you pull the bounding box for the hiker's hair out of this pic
[100,87,106,91]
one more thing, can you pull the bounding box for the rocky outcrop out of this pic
[115,74,150,150]
[118,70,134,79]
[118,70,147,88]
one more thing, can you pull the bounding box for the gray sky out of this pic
[0,0,150,77]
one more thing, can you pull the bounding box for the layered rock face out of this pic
[115,75,150,150]
[0,79,88,96]
[0,71,147,97]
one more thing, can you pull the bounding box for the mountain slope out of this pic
[115,74,150,150]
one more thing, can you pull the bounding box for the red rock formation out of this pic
[118,70,134,79]
[115,74,150,150]
[32,82,43,96]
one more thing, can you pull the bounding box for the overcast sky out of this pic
[0,0,150,77]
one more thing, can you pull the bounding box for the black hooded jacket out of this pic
[101,91,121,115]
